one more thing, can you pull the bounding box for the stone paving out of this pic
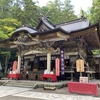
[13,91,100,100]
[0,96,44,100]
[0,86,100,100]
[0,86,31,97]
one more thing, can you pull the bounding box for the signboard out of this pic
[60,49,65,75]
[39,56,56,61]
[76,59,84,72]
[80,77,88,83]
[20,56,24,74]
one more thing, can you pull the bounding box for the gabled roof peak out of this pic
[42,16,49,20]
[36,16,55,29]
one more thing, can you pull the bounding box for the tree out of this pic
[1,51,10,74]
[61,0,77,22]
[47,0,64,24]
[10,0,38,27]
[37,0,77,24]
[10,0,23,20]
[0,18,21,40]
[89,0,100,24]
[0,0,13,18]
[37,6,49,18]
[0,18,21,73]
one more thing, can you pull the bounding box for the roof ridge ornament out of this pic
[81,15,87,21]
[22,25,24,27]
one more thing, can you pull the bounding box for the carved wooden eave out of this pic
[24,50,43,55]
[0,27,39,47]
[10,32,39,48]
[0,40,14,47]
[70,23,100,49]
[61,41,78,48]
[38,30,69,42]
[65,52,78,56]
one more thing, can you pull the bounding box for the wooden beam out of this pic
[70,27,96,38]
[56,31,69,39]
[94,28,100,47]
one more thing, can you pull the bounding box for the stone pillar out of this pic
[17,55,21,73]
[47,52,51,72]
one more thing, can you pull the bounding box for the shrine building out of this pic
[0,16,100,81]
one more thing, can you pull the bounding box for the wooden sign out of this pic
[76,59,84,72]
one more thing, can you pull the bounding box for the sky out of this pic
[34,0,92,15]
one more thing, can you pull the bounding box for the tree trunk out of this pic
[4,57,8,74]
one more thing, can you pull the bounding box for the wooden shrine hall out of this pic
[1,16,100,81]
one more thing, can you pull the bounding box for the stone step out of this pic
[5,82,35,86]
[2,80,68,89]
[43,86,56,90]
[7,80,37,83]
[6,81,36,85]
[5,84,34,88]
[3,80,38,88]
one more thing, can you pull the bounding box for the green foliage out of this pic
[0,0,13,19]
[0,18,21,40]
[0,17,21,73]
[0,51,10,57]
[88,0,100,24]
[92,49,100,55]
[62,0,77,22]
[10,0,38,27]
[0,0,78,27]
[0,32,9,39]
[9,49,17,62]
[37,0,77,24]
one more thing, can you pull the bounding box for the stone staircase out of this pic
[1,79,100,89]
[2,80,38,88]
[1,80,68,89]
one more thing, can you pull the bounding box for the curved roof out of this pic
[56,18,90,33]
[60,20,90,33]
[14,27,37,34]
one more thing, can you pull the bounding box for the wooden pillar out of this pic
[17,54,21,73]
[47,52,51,72]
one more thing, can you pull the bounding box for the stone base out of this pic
[43,86,56,90]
